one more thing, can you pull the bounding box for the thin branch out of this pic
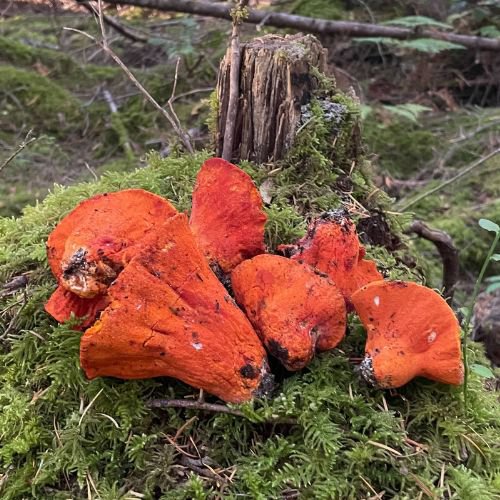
[222,0,249,161]
[68,2,194,153]
[170,87,214,103]
[79,0,148,42]
[406,220,459,304]
[102,0,500,52]
[0,130,37,174]
[399,147,500,211]
[148,398,297,424]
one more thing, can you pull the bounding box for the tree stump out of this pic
[215,33,329,163]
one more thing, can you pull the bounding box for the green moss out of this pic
[363,114,438,178]
[0,152,499,499]
[0,65,82,135]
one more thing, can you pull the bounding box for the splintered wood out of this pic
[215,34,327,163]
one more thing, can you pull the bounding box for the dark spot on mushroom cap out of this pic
[240,364,258,379]
[267,339,289,361]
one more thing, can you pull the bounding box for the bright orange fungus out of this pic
[351,280,464,388]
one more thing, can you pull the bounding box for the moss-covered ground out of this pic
[1,150,499,499]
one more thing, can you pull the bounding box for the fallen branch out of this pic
[406,220,459,304]
[222,0,249,161]
[148,398,297,424]
[102,0,500,52]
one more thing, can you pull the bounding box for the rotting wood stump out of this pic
[215,33,330,163]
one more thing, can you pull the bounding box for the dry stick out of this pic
[68,1,194,153]
[102,0,500,52]
[399,147,500,212]
[0,131,36,174]
[148,398,297,424]
[406,221,459,304]
[221,0,249,161]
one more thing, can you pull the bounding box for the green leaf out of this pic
[398,39,465,53]
[485,275,500,282]
[486,282,500,293]
[478,218,500,233]
[477,25,500,38]
[383,16,452,30]
[471,363,495,379]
[382,104,432,123]
[490,254,500,262]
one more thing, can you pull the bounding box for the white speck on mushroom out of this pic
[374,296,380,307]
[136,304,142,310]
[428,331,437,343]
[192,342,203,350]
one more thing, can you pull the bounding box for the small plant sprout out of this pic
[462,218,500,407]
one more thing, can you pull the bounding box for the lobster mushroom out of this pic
[80,213,273,403]
[45,189,178,327]
[189,158,267,274]
[280,211,382,308]
[232,254,346,371]
[351,280,464,389]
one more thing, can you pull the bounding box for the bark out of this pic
[102,0,500,52]
[222,0,249,161]
[216,33,327,163]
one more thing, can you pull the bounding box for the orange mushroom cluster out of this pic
[45,158,464,402]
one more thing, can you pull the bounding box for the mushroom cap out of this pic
[44,189,178,326]
[47,189,178,298]
[351,280,464,388]
[281,212,382,306]
[80,213,272,403]
[232,254,346,371]
[189,158,267,273]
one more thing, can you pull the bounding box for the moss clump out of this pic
[362,114,438,178]
[1,152,499,499]
[0,65,82,135]
[0,36,80,78]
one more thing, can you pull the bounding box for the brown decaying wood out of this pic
[102,0,500,52]
[221,0,249,161]
[406,220,459,304]
[217,33,327,163]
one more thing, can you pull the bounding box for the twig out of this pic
[0,130,37,174]
[399,147,500,211]
[170,87,214,103]
[66,1,193,153]
[406,220,459,304]
[102,0,500,52]
[221,0,249,161]
[148,398,297,424]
